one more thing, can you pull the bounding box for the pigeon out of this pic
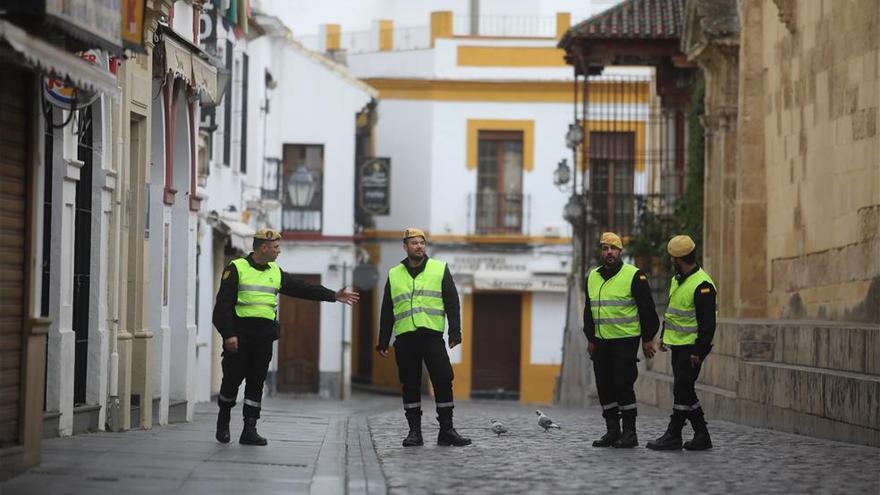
[536,410,561,432]
[490,419,508,436]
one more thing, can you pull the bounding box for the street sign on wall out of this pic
[358,157,390,216]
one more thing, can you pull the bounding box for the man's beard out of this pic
[408,253,425,263]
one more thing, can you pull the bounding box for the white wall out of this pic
[195,222,214,403]
[371,99,434,232]
[246,35,374,235]
[530,292,566,364]
[428,101,574,237]
[346,49,436,79]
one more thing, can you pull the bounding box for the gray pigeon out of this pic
[536,410,560,432]
[490,419,508,436]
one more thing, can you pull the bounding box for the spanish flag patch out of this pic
[700,287,711,294]
[222,269,231,280]
[639,275,647,280]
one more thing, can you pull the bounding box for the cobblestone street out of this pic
[370,401,880,494]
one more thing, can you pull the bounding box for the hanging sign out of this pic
[358,157,390,216]
[43,50,107,109]
[122,0,147,51]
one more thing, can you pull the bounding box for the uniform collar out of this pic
[676,264,701,283]
[246,253,271,270]
[599,260,624,279]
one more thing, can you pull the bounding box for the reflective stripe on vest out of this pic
[389,259,446,336]
[232,258,281,320]
[663,268,716,346]
[586,263,641,339]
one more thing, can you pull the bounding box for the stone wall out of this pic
[636,319,880,447]
[762,0,880,323]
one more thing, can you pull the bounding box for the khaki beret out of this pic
[599,232,623,250]
[667,235,696,257]
[403,227,426,241]
[254,228,281,241]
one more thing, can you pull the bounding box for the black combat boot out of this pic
[592,415,621,447]
[613,410,638,448]
[402,410,423,447]
[646,412,686,451]
[239,417,268,446]
[215,406,231,444]
[437,412,471,447]
[684,408,712,451]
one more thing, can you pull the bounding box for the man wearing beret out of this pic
[584,232,659,448]
[376,228,471,447]
[212,228,359,445]
[647,235,716,451]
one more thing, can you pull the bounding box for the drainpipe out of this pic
[106,85,124,431]
[340,260,348,400]
[470,0,480,35]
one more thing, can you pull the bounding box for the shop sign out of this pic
[122,0,146,51]
[43,50,109,109]
[358,157,390,216]
[473,274,568,293]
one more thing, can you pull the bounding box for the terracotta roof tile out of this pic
[569,0,685,39]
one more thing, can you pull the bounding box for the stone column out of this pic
[682,0,742,316]
[733,0,768,317]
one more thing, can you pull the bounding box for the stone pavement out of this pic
[369,401,880,494]
[1,393,397,495]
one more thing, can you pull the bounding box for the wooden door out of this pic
[0,67,29,446]
[353,288,374,383]
[277,274,321,393]
[471,293,521,399]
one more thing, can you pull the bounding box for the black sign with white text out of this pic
[358,158,390,216]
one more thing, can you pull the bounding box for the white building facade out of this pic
[193,9,377,402]
[285,4,657,404]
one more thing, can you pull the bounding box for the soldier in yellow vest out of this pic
[212,228,359,446]
[584,232,659,448]
[647,235,716,451]
[376,228,471,447]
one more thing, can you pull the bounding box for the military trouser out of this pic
[217,334,274,419]
[671,345,707,430]
[394,331,455,420]
[591,336,640,427]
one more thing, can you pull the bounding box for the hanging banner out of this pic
[358,157,391,216]
[121,0,146,51]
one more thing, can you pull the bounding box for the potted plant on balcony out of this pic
[627,201,665,275]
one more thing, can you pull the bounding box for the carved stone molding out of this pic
[681,0,740,64]
[772,0,797,34]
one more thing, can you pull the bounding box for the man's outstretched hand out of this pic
[335,287,360,305]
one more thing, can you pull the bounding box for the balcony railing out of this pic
[582,192,677,239]
[292,15,558,55]
[468,192,530,235]
[282,208,322,232]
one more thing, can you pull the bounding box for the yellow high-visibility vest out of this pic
[232,258,281,320]
[389,259,446,336]
[663,268,716,346]
[586,263,641,339]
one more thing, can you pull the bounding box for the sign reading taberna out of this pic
[358,158,391,216]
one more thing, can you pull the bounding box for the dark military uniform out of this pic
[212,253,337,443]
